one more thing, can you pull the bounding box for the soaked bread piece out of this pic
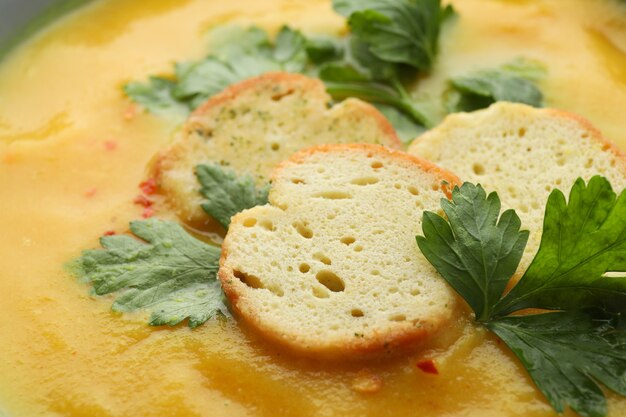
[219,144,460,358]
[408,102,626,272]
[155,72,401,225]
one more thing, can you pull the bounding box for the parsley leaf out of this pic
[416,182,529,321]
[123,76,190,117]
[125,26,306,118]
[305,36,344,65]
[334,0,449,71]
[447,58,545,112]
[196,163,270,229]
[488,311,626,417]
[494,176,626,317]
[71,219,224,328]
[416,177,626,417]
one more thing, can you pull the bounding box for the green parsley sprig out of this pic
[71,164,269,328]
[71,219,225,328]
[196,163,270,229]
[416,177,626,417]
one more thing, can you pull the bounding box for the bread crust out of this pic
[545,107,626,173]
[219,144,461,359]
[272,143,460,198]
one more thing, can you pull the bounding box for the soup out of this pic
[0,0,625,416]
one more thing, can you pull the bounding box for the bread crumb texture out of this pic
[219,144,460,358]
[408,102,626,273]
[156,72,400,224]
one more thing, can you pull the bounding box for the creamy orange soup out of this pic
[1,0,626,416]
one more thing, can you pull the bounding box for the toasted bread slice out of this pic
[219,144,460,358]
[155,72,401,225]
[408,102,626,273]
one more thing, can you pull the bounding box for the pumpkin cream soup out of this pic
[1,0,626,416]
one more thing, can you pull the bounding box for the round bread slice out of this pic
[219,144,461,358]
[155,72,401,226]
[408,102,626,273]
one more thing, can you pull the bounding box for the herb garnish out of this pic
[446,58,545,112]
[71,164,270,327]
[125,26,306,115]
[71,219,224,328]
[196,163,270,229]
[417,177,626,417]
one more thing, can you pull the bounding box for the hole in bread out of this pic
[556,157,566,166]
[267,285,284,297]
[314,253,332,265]
[316,270,345,292]
[408,186,420,196]
[234,270,264,290]
[354,245,363,252]
[472,163,485,176]
[371,161,383,169]
[371,270,380,276]
[312,286,330,298]
[410,288,421,296]
[585,158,594,169]
[293,222,314,239]
[291,178,305,184]
[260,220,275,231]
[313,190,352,199]
[341,236,356,245]
[389,287,398,294]
[518,127,527,137]
[243,218,257,227]
[394,183,401,189]
[271,88,294,101]
[270,142,280,151]
[389,314,406,322]
[351,309,364,318]
[351,177,379,186]
[299,263,311,273]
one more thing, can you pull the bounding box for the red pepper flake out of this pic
[417,359,439,375]
[103,230,116,236]
[104,140,118,151]
[133,194,153,208]
[142,207,155,219]
[84,187,97,198]
[139,178,157,196]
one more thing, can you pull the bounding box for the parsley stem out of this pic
[325,81,431,128]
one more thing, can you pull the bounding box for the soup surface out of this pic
[1,0,626,416]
